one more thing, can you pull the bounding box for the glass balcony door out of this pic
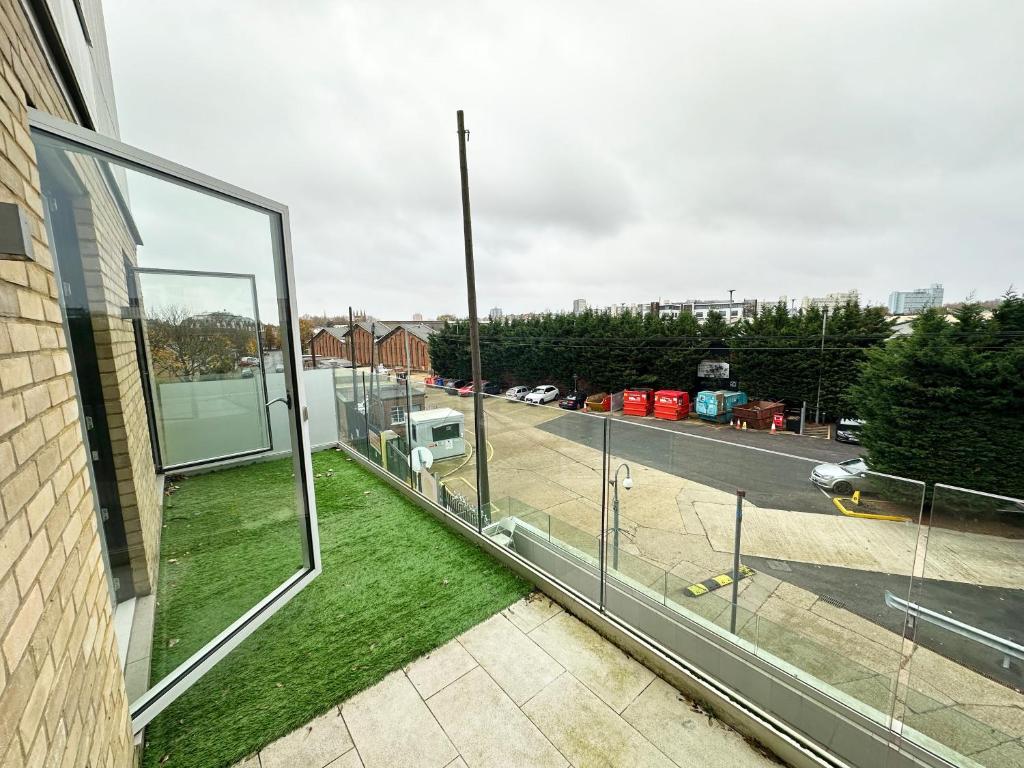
[131,267,273,470]
[30,109,321,734]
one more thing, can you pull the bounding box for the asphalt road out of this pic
[538,412,849,515]
[745,556,1023,692]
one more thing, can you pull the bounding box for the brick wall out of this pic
[0,2,135,766]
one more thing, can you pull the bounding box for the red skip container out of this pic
[654,390,690,421]
[622,388,655,417]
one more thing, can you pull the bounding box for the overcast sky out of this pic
[104,1,1023,319]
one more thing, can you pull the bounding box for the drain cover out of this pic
[820,594,847,610]
[765,559,792,572]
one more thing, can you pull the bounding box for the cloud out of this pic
[104,0,1024,317]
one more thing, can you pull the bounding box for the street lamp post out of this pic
[609,463,633,570]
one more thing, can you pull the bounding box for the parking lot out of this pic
[419,382,1024,754]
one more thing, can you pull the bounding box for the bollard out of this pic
[730,489,746,634]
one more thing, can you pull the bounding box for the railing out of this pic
[329,371,1024,768]
[885,590,1024,670]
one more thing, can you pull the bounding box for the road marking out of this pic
[831,496,911,522]
[684,565,755,597]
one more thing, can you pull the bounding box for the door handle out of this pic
[266,395,291,409]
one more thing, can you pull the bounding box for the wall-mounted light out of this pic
[0,202,35,261]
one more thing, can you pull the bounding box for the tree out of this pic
[146,305,251,382]
[849,297,1024,498]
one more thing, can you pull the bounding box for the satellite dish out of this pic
[411,446,434,472]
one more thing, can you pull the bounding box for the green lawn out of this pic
[142,450,532,768]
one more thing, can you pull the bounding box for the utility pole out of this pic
[457,109,490,515]
[814,306,828,423]
[403,328,416,490]
[368,321,376,431]
[348,306,358,418]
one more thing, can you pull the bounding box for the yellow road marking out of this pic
[831,496,910,522]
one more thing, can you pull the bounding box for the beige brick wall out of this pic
[0,0,136,765]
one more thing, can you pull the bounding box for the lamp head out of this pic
[623,477,634,490]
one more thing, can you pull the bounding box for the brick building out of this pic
[1,2,318,765]
[309,321,437,371]
[309,321,390,366]
[376,323,435,372]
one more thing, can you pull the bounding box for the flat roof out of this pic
[409,407,463,422]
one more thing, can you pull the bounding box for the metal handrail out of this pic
[884,590,1023,669]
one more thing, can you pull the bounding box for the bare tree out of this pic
[145,304,256,382]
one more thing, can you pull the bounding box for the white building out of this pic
[653,299,751,325]
[572,298,588,315]
[888,283,944,314]
[800,290,860,313]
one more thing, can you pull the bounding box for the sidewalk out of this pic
[233,594,776,768]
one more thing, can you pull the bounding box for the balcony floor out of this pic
[236,593,778,768]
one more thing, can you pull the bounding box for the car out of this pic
[559,391,587,410]
[524,385,559,405]
[810,458,871,495]
[835,418,864,445]
[458,380,505,397]
[505,385,530,401]
[445,379,468,395]
[239,356,260,367]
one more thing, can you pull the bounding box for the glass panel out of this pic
[135,268,271,468]
[33,123,316,729]
[898,484,1024,766]
[477,390,606,603]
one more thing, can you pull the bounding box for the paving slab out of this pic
[404,639,478,699]
[904,705,1009,757]
[260,708,354,768]
[427,667,567,768]
[523,674,676,768]
[622,677,778,768]
[326,750,364,768]
[529,611,655,713]
[341,671,456,768]
[502,592,563,633]
[969,739,1024,768]
[457,613,563,705]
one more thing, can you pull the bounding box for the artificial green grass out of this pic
[142,450,532,768]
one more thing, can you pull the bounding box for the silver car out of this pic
[505,385,530,401]
[810,458,871,495]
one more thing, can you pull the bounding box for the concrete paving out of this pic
[418,388,1024,767]
[233,594,777,768]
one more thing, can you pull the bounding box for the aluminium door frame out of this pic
[130,265,275,472]
[28,108,321,733]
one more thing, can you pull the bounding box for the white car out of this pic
[505,385,530,401]
[810,458,871,495]
[524,385,559,405]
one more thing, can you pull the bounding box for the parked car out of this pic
[811,458,871,495]
[506,385,530,401]
[835,418,864,445]
[456,380,503,396]
[525,385,559,405]
[445,379,468,395]
[239,356,260,367]
[559,391,587,410]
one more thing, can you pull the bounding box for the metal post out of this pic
[598,417,610,610]
[457,109,490,515]
[814,307,828,424]
[402,330,416,490]
[612,486,620,571]
[730,489,746,634]
[800,401,807,435]
[368,321,376,429]
[361,371,370,453]
[348,306,358,404]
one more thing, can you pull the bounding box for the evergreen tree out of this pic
[849,297,1024,498]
